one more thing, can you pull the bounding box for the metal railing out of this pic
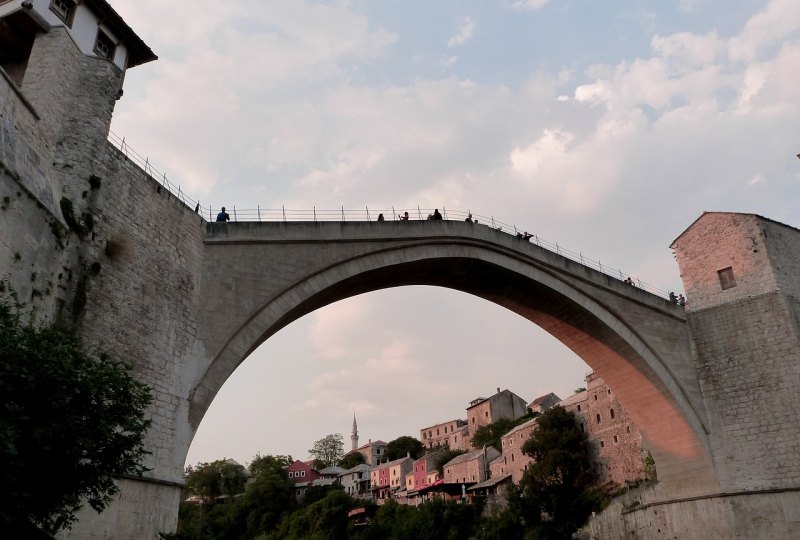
[108,130,200,210]
[106,132,672,299]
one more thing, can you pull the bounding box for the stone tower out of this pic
[671,212,800,493]
[351,413,359,451]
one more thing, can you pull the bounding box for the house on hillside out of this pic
[558,372,647,487]
[466,388,529,442]
[349,439,388,466]
[499,417,538,483]
[370,456,413,502]
[442,447,501,486]
[285,459,321,501]
[419,419,469,450]
[528,392,561,413]
[340,464,371,498]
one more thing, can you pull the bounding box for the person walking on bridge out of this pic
[216,207,230,222]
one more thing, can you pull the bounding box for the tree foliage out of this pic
[352,498,480,540]
[471,411,538,451]
[338,451,365,469]
[309,433,345,468]
[184,460,248,502]
[517,406,602,539]
[383,435,424,461]
[0,300,152,536]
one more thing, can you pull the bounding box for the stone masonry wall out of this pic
[672,213,778,311]
[674,213,800,491]
[688,293,800,490]
[2,25,207,538]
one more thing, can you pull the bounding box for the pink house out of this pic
[411,451,442,491]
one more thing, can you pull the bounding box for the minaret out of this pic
[351,413,359,451]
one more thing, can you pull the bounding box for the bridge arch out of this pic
[192,222,718,494]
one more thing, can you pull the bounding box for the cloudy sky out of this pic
[109,0,799,467]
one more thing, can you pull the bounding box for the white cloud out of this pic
[511,0,551,12]
[447,16,476,47]
[729,0,800,62]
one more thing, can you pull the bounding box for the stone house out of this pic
[528,392,561,413]
[419,419,469,450]
[466,388,528,442]
[499,416,539,483]
[559,373,646,487]
[443,447,501,486]
[351,439,388,466]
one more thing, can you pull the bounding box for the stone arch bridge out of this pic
[192,220,713,497]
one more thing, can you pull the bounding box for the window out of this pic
[579,422,584,432]
[600,440,605,448]
[613,435,619,444]
[718,267,736,290]
[626,426,631,434]
[593,394,597,401]
[596,413,601,424]
[436,428,439,435]
[511,453,515,462]
[50,0,76,26]
[577,404,581,411]
[94,28,116,61]
[610,408,615,419]
[300,470,305,477]
[608,389,612,394]
[289,471,294,478]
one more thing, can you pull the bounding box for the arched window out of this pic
[610,408,615,419]
[596,413,601,424]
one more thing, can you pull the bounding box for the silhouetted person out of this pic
[216,207,230,222]
[194,202,200,213]
[669,292,677,304]
[399,211,409,221]
[678,294,686,307]
[432,209,443,220]
[465,213,473,222]
[377,213,385,221]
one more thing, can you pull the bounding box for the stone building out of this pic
[498,417,539,483]
[419,419,469,450]
[442,447,500,486]
[559,373,647,487]
[528,392,561,413]
[350,439,388,466]
[466,388,529,441]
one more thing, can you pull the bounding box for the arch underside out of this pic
[193,244,718,494]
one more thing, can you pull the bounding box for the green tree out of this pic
[249,453,293,479]
[309,433,345,468]
[471,411,538,451]
[0,300,152,537]
[338,451,365,469]
[518,406,601,539]
[241,456,295,538]
[184,459,248,502]
[384,435,424,461]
